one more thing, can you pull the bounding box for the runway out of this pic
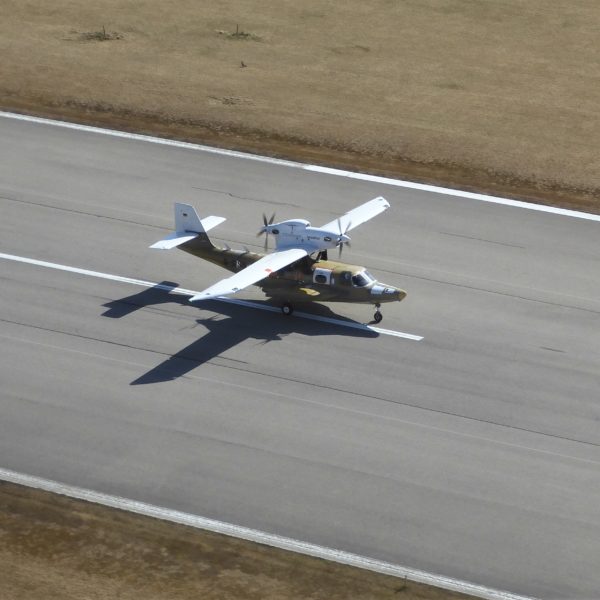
[1,114,599,598]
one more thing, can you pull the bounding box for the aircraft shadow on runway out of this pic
[102,282,378,385]
[102,281,183,318]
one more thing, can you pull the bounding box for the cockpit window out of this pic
[351,271,375,287]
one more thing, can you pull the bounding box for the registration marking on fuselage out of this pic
[0,252,423,341]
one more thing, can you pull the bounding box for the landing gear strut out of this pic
[373,303,383,324]
[281,302,294,316]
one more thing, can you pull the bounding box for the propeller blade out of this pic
[259,212,276,236]
[262,212,276,225]
[336,217,352,258]
[258,212,276,248]
[338,239,352,258]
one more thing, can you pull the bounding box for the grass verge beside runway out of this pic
[1,1,599,213]
[0,482,472,600]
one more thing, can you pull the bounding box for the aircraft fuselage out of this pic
[180,236,405,305]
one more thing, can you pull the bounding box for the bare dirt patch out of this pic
[1,1,599,212]
[0,482,472,600]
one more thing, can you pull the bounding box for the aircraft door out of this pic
[339,271,352,285]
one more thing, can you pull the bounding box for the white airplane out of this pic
[151,196,406,322]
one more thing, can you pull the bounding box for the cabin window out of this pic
[351,271,375,287]
[313,268,333,285]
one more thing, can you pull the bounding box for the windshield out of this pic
[351,271,375,287]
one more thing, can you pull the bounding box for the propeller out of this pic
[337,218,352,258]
[256,212,276,251]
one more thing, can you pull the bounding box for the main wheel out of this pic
[373,311,383,324]
[281,302,294,316]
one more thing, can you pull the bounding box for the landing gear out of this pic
[281,302,294,316]
[373,304,383,324]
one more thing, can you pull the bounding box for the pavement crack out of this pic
[0,195,164,229]
[438,230,526,249]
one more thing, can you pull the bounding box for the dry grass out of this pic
[0,482,471,600]
[1,1,599,211]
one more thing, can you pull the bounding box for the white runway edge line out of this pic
[0,468,533,600]
[0,252,423,341]
[1,110,599,223]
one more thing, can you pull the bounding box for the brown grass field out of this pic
[1,2,598,597]
[1,482,472,600]
[1,0,599,212]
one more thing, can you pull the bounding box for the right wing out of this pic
[189,247,307,302]
[320,196,390,233]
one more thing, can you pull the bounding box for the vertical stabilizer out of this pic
[150,203,226,249]
[175,203,204,233]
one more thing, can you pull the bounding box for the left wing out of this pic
[189,247,307,302]
[320,196,390,233]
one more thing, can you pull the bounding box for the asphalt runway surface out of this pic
[1,116,599,598]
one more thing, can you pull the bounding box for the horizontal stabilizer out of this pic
[150,233,198,250]
[199,215,227,232]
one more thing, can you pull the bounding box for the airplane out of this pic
[150,196,406,323]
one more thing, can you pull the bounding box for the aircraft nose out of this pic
[370,284,406,301]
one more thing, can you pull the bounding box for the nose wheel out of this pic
[373,304,383,324]
[281,302,294,316]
